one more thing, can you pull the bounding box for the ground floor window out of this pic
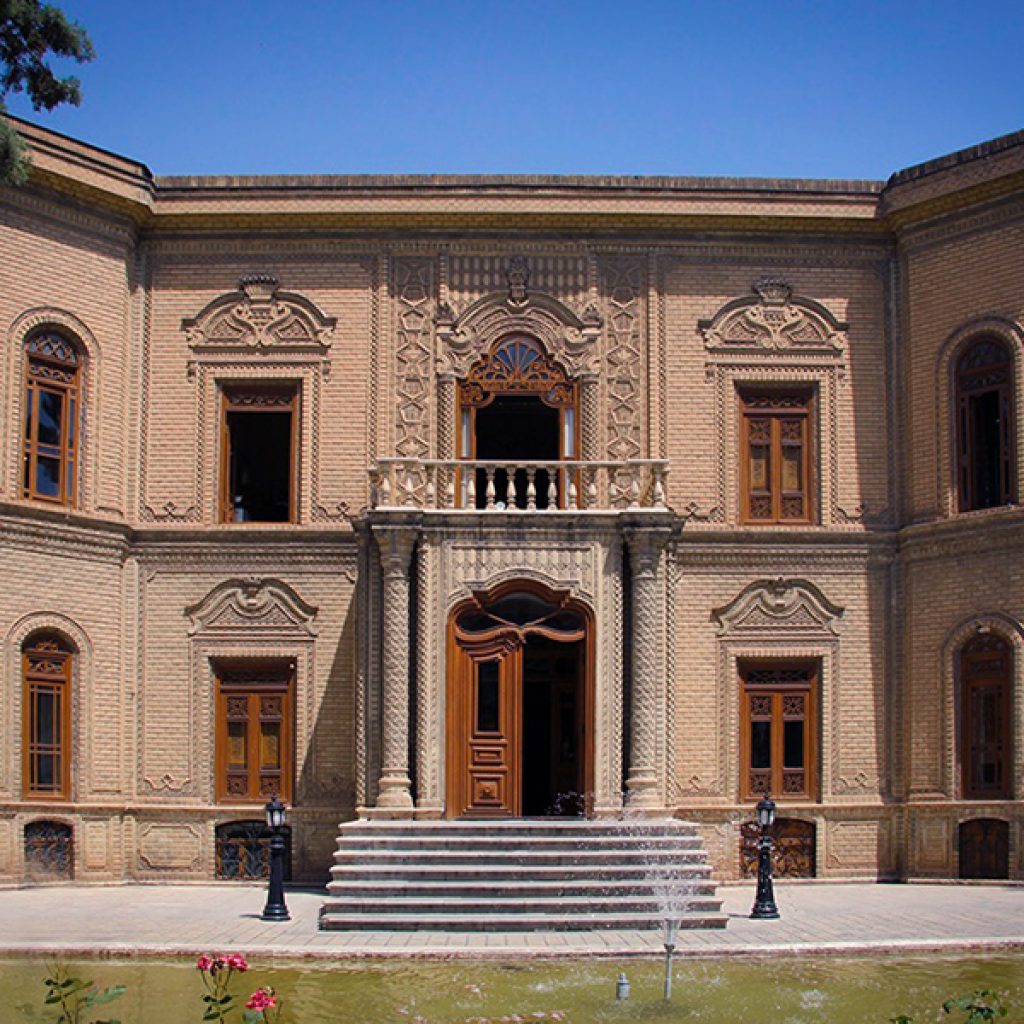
[958,817,1009,880]
[24,819,73,880]
[215,664,294,803]
[215,820,292,880]
[961,634,1011,800]
[740,663,816,801]
[740,817,815,878]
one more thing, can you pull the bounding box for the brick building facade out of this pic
[1,118,1022,883]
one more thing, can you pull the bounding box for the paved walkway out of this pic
[1,881,1022,960]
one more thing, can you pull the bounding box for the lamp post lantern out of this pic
[750,792,780,920]
[261,795,290,921]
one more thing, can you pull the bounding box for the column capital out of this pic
[623,523,673,577]
[375,526,418,578]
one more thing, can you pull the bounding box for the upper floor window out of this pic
[956,338,1015,511]
[459,336,577,510]
[22,332,81,506]
[220,384,298,523]
[22,633,72,799]
[740,391,813,524]
[740,663,816,801]
[961,634,1011,800]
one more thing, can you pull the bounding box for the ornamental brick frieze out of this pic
[443,251,590,313]
[700,278,847,354]
[392,258,434,461]
[183,276,336,354]
[598,258,646,470]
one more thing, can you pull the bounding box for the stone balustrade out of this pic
[371,458,669,511]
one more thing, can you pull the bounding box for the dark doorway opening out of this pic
[226,409,293,522]
[959,818,1009,879]
[474,395,559,509]
[521,635,583,816]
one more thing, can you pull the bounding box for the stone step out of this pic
[325,879,719,899]
[320,818,724,933]
[333,847,706,865]
[334,835,703,852]
[321,894,723,914]
[318,909,729,932]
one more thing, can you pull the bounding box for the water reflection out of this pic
[2,954,1021,1023]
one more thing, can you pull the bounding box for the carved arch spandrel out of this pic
[186,578,318,637]
[700,278,848,354]
[183,276,336,353]
[435,290,602,379]
[712,578,844,637]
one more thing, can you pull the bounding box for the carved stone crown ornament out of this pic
[434,255,603,379]
[700,278,847,353]
[185,577,318,636]
[712,577,844,636]
[183,275,336,352]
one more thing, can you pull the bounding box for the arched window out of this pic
[956,338,1015,511]
[22,331,81,505]
[22,633,73,799]
[458,336,577,509]
[961,633,1011,800]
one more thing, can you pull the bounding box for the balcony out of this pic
[371,459,669,512]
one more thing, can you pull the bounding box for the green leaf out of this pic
[86,985,126,1006]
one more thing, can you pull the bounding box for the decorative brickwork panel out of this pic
[393,258,434,460]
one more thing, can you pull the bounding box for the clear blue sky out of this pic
[6,0,1024,179]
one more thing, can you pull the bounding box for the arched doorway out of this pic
[459,336,577,509]
[446,582,593,818]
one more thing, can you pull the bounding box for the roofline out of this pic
[885,127,1024,188]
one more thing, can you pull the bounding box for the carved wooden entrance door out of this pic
[446,583,591,819]
[448,636,522,817]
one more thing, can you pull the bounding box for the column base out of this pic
[375,774,414,811]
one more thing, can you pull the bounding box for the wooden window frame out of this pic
[215,665,295,804]
[740,662,817,802]
[457,336,579,510]
[219,383,300,523]
[955,338,1015,512]
[22,333,81,507]
[22,635,72,800]
[740,390,814,524]
[961,636,1012,800]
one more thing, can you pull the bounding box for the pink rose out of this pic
[245,987,276,1011]
[196,954,213,972]
[225,953,249,972]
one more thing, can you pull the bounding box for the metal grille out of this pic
[740,817,815,878]
[215,821,291,881]
[24,820,73,880]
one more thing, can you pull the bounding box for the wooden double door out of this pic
[446,585,592,818]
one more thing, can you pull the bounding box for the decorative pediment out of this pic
[700,278,847,354]
[186,578,318,636]
[435,256,602,377]
[183,276,335,353]
[712,578,843,637]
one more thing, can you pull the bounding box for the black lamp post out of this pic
[750,792,779,919]
[261,795,290,921]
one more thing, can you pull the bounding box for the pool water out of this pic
[3,953,1022,1023]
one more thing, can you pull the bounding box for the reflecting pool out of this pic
[2,953,1022,1022]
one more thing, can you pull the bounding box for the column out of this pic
[624,524,672,809]
[375,526,417,810]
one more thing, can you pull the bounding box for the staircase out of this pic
[319,818,726,932]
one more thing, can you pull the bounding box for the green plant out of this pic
[196,954,283,1024]
[17,961,124,1023]
[891,989,1008,1024]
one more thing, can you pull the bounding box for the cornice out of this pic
[0,502,130,561]
[898,507,1024,563]
[892,190,1024,255]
